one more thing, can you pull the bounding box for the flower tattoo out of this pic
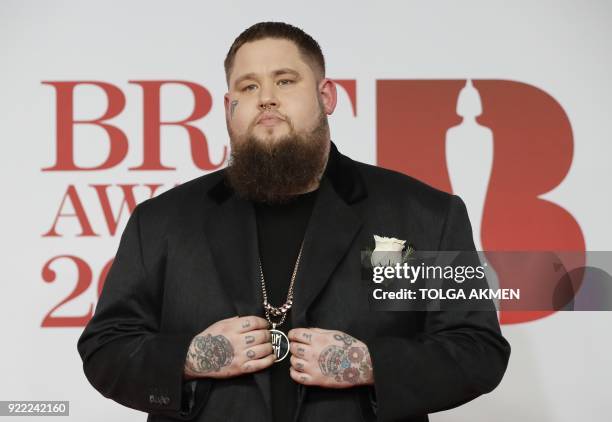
[318,333,373,384]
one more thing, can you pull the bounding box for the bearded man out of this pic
[78,21,510,422]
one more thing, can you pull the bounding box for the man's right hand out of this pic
[184,316,276,380]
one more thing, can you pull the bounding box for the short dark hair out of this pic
[224,21,326,85]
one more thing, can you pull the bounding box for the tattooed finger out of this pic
[290,367,311,385]
[290,343,309,359]
[242,353,277,373]
[245,342,274,361]
[288,329,313,344]
[290,355,308,372]
[245,329,271,346]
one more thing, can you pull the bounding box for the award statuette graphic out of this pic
[270,323,290,362]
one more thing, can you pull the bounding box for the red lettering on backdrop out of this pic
[128,80,226,171]
[377,79,585,325]
[41,255,114,327]
[40,80,223,327]
[474,80,585,324]
[41,81,128,171]
[41,255,94,327]
[377,80,464,192]
[43,185,97,237]
[43,184,163,237]
[333,79,357,116]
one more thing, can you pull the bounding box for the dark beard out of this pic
[226,110,329,204]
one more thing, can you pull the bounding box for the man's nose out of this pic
[258,83,279,110]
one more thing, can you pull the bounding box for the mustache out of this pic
[250,111,291,129]
[256,111,285,121]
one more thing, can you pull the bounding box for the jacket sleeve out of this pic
[77,203,212,419]
[368,194,511,421]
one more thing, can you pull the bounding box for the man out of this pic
[77,22,510,422]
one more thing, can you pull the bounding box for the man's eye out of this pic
[242,84,257,92]
[278,79,294,86]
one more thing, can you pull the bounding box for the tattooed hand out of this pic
[288,328,374,388]
[184,316,276,380]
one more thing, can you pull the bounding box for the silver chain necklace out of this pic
[258,241,304,362]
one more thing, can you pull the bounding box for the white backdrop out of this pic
[1,0,611,421]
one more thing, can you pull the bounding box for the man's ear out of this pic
[224,93,231,121]
[318,78,337,115]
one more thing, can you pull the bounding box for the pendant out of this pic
[270,323,290,362]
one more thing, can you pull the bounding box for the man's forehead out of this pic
[230,38,310,80]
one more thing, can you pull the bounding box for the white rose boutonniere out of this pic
[370,235,407,267]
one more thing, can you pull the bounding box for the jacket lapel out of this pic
[289,147,367,422]
[203,192,272,414]
[290,176,364,328]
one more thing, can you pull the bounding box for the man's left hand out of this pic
[287,328,374,388]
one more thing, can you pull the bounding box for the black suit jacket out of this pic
[77,141,510,422]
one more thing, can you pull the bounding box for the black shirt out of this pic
[254,188,319,422]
